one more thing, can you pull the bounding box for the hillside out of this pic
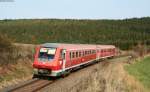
[0,17,150,50]
[0,35,16,66]
[0,35,35,90]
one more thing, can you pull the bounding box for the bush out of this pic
[0,35,12,49]
[0,35,18,66]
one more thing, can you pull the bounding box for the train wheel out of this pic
[61,70,71,78]
[32,74,39,79]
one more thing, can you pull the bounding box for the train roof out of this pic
[41,43,115,50]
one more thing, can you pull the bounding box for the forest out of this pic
[0,17,150,50]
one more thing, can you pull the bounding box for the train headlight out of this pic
[33,68,38,74]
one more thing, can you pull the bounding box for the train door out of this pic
[61,49,66,71]
[96,48,100,60]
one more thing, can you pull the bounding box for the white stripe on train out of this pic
[50,55,114,76]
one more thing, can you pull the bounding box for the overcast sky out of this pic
[0,0,150,19]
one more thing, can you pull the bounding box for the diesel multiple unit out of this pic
[33,43,116,77]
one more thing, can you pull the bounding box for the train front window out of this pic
[39,47,56,61]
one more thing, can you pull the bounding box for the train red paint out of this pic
[33,43,116,77]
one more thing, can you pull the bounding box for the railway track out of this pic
[4,78,54,92]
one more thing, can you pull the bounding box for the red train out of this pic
[33,43,116,77]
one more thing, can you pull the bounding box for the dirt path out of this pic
[39,56,145,92]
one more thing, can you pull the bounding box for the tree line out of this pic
[0,17,150,50]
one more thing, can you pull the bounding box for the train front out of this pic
[33,45,62,77]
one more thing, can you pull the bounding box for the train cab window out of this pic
[39,47,56,61]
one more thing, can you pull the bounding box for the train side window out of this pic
[70,52,72,59]
[93,50,95,54]
[72,52,75,58]
[94,50,96,54]
[76,51,78,58]
[92,50,94,54]
[83,51,84,56]
[79,51,81,57]
[85,51,87,55]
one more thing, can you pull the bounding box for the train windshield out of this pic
[38,47,56,61]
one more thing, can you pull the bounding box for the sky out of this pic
[0,0,150,20]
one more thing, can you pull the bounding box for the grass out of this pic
[0,61,33,90]
[125,56,150,90]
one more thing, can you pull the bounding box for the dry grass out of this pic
[69,60,146,92]
[0,61,33,90]
[0,36,35,90]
